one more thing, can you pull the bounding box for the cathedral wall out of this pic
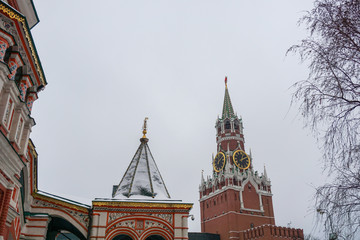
[21,215,50,240]
[0,2,47,237]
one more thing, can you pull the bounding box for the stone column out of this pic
[182,215,188,240]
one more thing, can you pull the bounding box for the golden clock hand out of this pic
[240,156,248,161]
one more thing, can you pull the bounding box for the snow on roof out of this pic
[37,190,91,208]
[112,137,171,200]
[94,197,186,204]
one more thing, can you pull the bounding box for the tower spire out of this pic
[112,118,171,199]
[222,76,235,119]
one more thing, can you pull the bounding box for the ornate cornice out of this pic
[28,139,37,158]
[32,192,90,213]
[95,207,190,214]
[216,135,243,144]
[93,201,193,210]
[0,2,46,86]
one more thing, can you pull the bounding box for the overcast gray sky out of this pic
[30,0,325,237]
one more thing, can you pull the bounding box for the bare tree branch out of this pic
[289,0,360,239]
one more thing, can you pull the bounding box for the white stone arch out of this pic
[240,175,259,193]
[140,228,173,240]
[239,175,264,211]
[106,228,138,240]
[31,205,88,237]
[106,215,173,237]
[46,215,87,240]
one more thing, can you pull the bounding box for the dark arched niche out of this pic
[46,216,85,240]
[112,234,133,240]
[145,235,166,240]
[224,120,231,130]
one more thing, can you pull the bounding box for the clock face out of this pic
[213,152,226,172]
[233,150,251,170]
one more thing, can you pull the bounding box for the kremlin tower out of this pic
[198,78,303,240]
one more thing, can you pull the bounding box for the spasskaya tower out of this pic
[199,77,275,239]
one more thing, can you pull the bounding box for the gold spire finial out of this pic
[142,117,149,138]
[225,76,228,88]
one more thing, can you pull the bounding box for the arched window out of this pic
[225,120,231,130]
[234,120,239,130]
[113,235,133,240]
[47,217,86,240]
[145,235,166,240]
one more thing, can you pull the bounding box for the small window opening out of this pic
[234,121,239,130]
[225,121,231,130]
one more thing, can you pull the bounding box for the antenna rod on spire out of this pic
[225,76,228,87]
[142,117,149,138]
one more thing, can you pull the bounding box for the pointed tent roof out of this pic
[112,118,171,199]
[222,76,236,119]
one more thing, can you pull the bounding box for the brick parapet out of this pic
[237,224,304,240]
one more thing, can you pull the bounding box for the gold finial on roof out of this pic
[142,117,149,138]
[225,76,228,88]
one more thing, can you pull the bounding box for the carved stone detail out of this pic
[147,213,173,224]
[107,212,173,225]
[32,199,89,228]
[108,220,135,232]
[145,220,170,232]
[108,212,131,223]
[0,15,34,78]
